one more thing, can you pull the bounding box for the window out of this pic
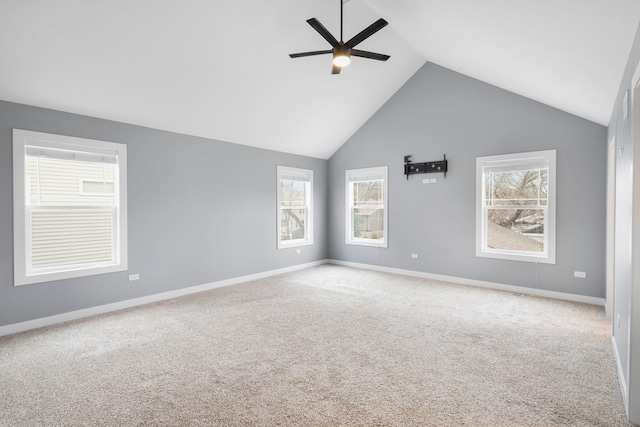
[13,129,128,285]
[476,150,556,263]
[277,166,313,249]
[80,179,115,196]
[346,166,388,247]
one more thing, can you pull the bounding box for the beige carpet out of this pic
[0,265,631,426]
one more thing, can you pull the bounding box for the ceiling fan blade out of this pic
[289,50,333,58]
[331,64,341,75]
[351,49,390,61]
[307,18,340,47]
[345,18,388,48]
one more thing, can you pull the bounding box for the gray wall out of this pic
[0,100,328,327]
[607,22,640,424]
[328,63,607,299]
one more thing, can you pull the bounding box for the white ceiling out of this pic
[1,0,639,159]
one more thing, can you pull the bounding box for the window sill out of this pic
[277,240,313,250]
[476,250,555,264]
[346,239,387,248]
[15,262,128,286]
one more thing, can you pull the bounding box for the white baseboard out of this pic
[612,336,630,417]
[1,259,606,337]
[328,260,606,307]
[0,260,328,337]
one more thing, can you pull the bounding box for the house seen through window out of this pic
[346,166,388,248]
[13,129,127,285]
[277,166,313,249]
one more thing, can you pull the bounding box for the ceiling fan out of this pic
[289,0,390,74]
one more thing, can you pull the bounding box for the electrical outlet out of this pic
[411,254,418,259]
[128,274,140,281]
[430,178,437,183]
[573,271,586,278]
[422,179,430,184]
[296,249,301,254]
[617,315,621,328]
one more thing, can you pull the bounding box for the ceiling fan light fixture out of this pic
[333,45,351,67]
[333,53,351,67]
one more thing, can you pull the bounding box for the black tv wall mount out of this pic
[404,154,448,180]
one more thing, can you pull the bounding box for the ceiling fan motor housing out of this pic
[333,45,351,60]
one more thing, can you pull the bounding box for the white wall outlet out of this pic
[422,179,430,184]
[617,314,621,327]
[128,274,140,281]
[430,178,437,183]
[573,271,586,278]
[296,249,301,254]
[411,253,418,259]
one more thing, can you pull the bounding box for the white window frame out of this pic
[13,129,128,286]
[476,150,556,264]
[277,166,313,249]
[345,166,388,248]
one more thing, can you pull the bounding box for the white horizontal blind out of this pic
[25,146,117,164]
[25,146,117,273]
[347,171,385,182]
[279,172,311,182]
[482,157,549,174]
[29,209,114,269]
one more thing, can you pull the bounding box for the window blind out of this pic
[482,157,549,174]
[26,145,117,164]
[30,209,114,269]
[25,145,118,273]
[348,173,385,182]
[279,172,311,182]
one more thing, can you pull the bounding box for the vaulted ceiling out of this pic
[1,0,639,159]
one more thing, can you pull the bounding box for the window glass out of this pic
[476,150,555,263]
[277,166,313,248]
[346,167,388,247]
